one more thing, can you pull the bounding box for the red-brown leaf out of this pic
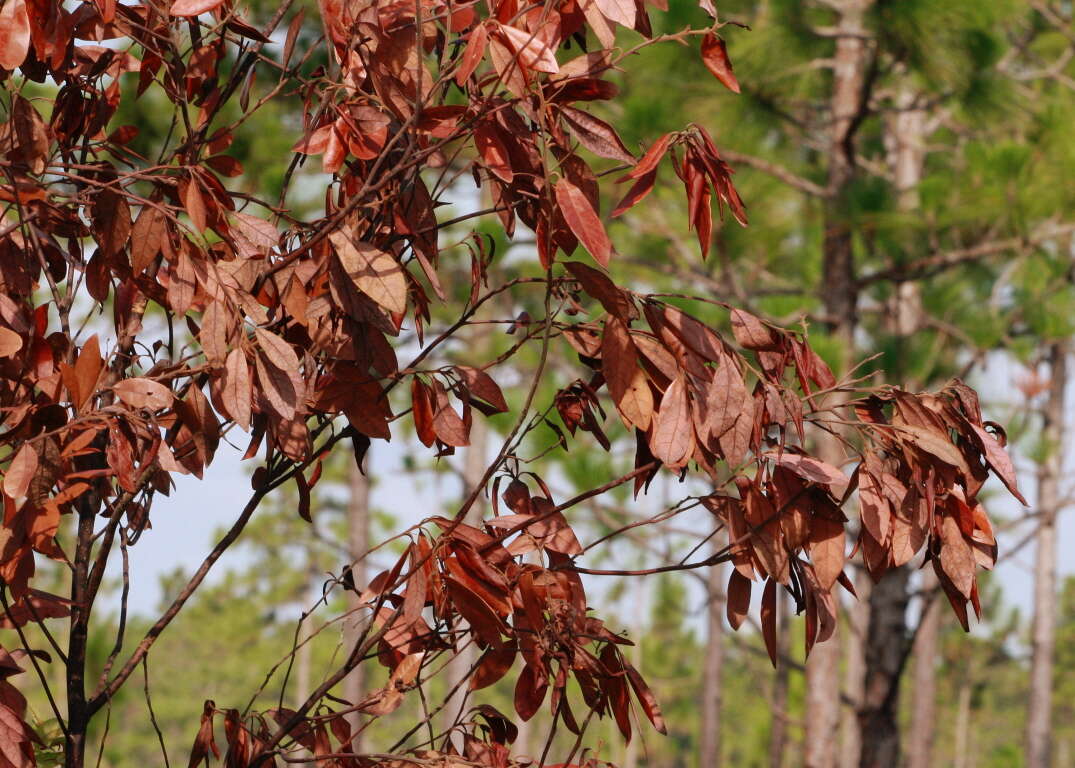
[701,33,740,93]
[649,375,693,467]
[602,317,653,431]
[808,516,845,591]
[726,569,750,630]
[0,328,22,358]
[170,0,224,16]
[555,179,611,267]
[330,232,408,315]
[222,349,252,431]
[0,0,30,71]
[3,444,37,500]
[113,378,174,411]
[760,577,777,668]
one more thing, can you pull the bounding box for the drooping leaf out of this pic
[701,33,740,93]
[555,179,611,267]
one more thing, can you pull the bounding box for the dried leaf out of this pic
[113,378,174,411]
[701,33,740,93]
[726,569,750,630]
[649,375,693,467]
[0,0,30,71]
[760,578,777,668]
[329,231,408,315]
[171,0,225,16]
[555,179,611,267]
[3,444,38,500]
[602,317,653,431]
[0,328,22,358]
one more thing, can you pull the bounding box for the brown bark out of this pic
[839,573,872,768]
[701,555,725,768]
[953,675,973,768]
[857,568,910,768]
[1026,341,1067,768]
[343,448,371,750]
[907,571,940,768]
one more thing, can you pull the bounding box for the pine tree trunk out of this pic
[907,571,939,768]
[1026,340,1067,768]
[840,574,872,768]
[857,568,910,768]
[701,555,725,768]
[953,676,972,768]
[343,448,371,751]
[809,3,873,759]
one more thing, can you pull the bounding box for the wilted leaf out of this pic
[0,328,22,358]
[649,375,693,467]
[114,378,173,411]
[329,231,408,315]
[3,444,37,500]
[701,33,740,93]
[555,179,611,267]
[0,0,30,72]
[171,0,225,16]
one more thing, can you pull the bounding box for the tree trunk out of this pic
[701,555,725,768]
[1026,340,1067,768]
[840,573,872,768]
[857,568,910,768]
[65,500,97,768]
[907,571,940,768]
[343,448,371,751]
[768,591,789,768]
[953,676,972,768]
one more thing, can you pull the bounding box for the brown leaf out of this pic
[0,328,22,358]
[701,33,740,93]
[858,469,891,546]
[182,177,208,233]
[471,647,516,691]
[130,206,169,275]
[3,444,37,500]
[0,0,30,71]
[726,569,750,630]
[971,424,1026,505]
[612,168,658,218]
[496,23,559,74]
[897,425,970,477]
[555,178,611,267]
[938,514,975,599]
[171,0,224,15]
[602,317,653,431]
[329,231,408,315]
[221,349,252,430]
[455,366,508,413]
[767,453,847,496]
[594,0,636,27]
[760,578,777,668]
[114,378,173,411]
[564,261,634,319]
[623,658,667,735]
[807,516,845,591]
[729,309,780,350]
[649,375,693,467]
[560,106,635,164]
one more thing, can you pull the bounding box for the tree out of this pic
[0,2,1023,767]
